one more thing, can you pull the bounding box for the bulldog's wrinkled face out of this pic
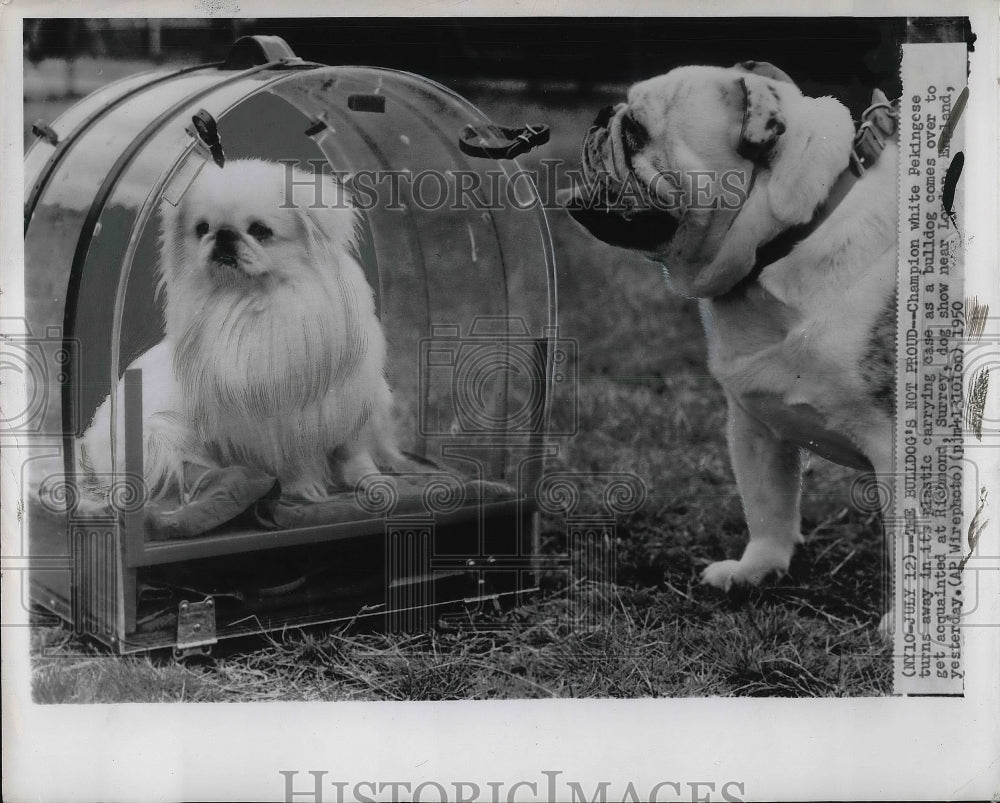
[565,61,798,255]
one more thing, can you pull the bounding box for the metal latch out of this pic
[850,89,898,177]
[186,109,226,168]
[174,597,217,659]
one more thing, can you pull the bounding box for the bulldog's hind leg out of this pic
[701,397,804,591]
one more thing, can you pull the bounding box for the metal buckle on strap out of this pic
[459,122,550,160]
[850,94,898,176]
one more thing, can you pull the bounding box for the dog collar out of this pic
[747,89,899,281]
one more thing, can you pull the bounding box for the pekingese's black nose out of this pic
[212,227,239,259]
[214,227,238,246]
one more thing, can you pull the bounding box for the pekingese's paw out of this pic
[144,411,216,500]
[336,449,383,489]
[281,475,334,503]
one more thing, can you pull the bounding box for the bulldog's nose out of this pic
[592,104,618,129]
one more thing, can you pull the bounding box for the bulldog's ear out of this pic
[734,60,795,85]
[737,74,787,162]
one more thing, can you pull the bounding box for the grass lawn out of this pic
[25,62,891,700]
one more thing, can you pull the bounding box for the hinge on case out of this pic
[32,120,59,146]
[174,597,217,659]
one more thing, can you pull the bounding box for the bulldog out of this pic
[564,62,898,591]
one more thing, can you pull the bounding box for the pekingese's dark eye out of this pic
[194,220,209,238]
[247,221,273,242]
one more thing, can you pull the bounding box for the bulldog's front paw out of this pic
[700,541,794,591]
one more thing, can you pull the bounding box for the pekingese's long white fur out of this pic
[76,158,402,506]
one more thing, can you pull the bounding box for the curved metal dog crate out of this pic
[23,36,558,654]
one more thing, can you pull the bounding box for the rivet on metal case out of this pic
[174,597,217,660]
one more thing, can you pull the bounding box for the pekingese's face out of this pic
[186,191,300,286]
[165,159,329,291]
[159,158,365,344]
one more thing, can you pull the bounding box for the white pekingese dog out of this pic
[76,158,402,507]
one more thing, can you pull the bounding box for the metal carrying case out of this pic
[22,36,559,656]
